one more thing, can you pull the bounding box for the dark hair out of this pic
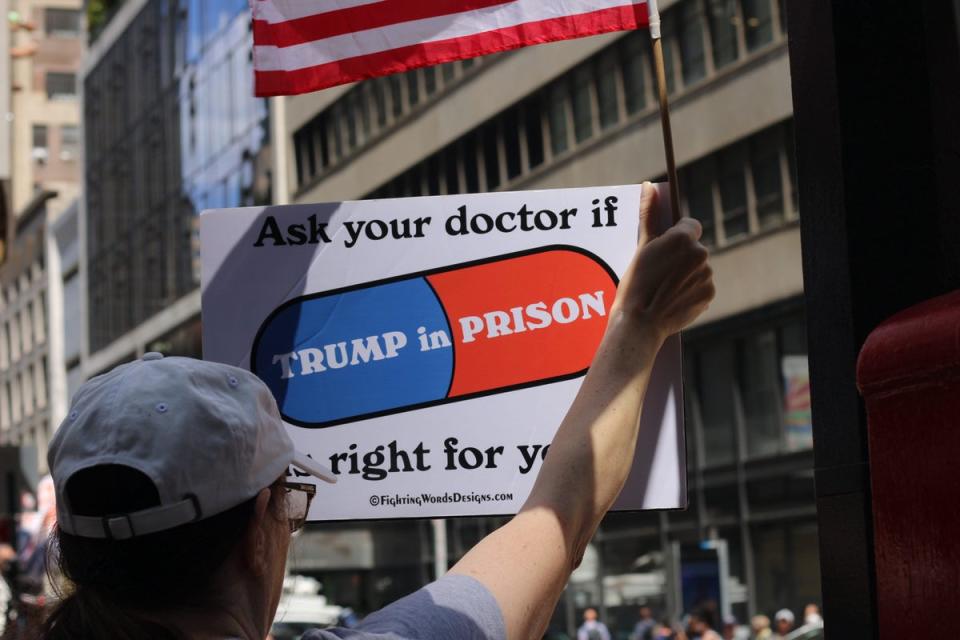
[692,606,719,630]
[41,465,276,640]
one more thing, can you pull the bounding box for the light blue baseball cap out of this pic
[49,353,335,540]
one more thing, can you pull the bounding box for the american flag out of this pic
[252,0,650,97]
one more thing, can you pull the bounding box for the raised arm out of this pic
[450,184,715,640]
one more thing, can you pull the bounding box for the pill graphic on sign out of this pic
[251,246,619,428]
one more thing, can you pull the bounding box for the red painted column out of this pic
[858,290,960,636]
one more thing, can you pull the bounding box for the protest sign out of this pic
[200,185,685,521]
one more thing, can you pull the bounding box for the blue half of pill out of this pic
[253,278,453,426]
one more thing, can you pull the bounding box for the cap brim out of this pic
[292,450,338,484]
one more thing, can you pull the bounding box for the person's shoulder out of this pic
[349,575,506,640]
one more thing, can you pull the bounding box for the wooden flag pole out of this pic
[648,0,682,224]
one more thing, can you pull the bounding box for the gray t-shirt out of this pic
[302,575,505,640]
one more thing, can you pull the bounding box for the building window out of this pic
[596,50,621,130]
[371,79,388,127]
[406,71,420,107]
[620,34,648,115]
[387,75,404,118]
[294,128,314,186]
[426,155,441,195]
[45,8,82,37]
[462,133,480,193]
[440,62,456,84]
[685,311,810,468]
[46,72,77,101]
[523,97,545,170]
[60,125,80,161]
[707,0,741,69]
[443,149,460,194]
[423,66,438,96]
[547,85,570,157]
[740,329,782,457]
[571,66,594,143]
[684,157,718,247]
[785,120,799,215]
[718,145,750,241]
[502,108,522,180]
[750,128,785,229]
[695,343,737,466]
[481,122,501,191]
[741,0,775,51]
[677,0,708,86]
[660,14,679,93]
[32,125,48,164]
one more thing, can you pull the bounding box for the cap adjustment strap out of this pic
[67,497,202,540]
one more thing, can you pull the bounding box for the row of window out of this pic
[294,0,788,193]
[32,124,80,164]
[0,357,49,431]
[661,0,788,92]
[0,294,48,370]
[364,99,796,251]
[685,307,810,467]
[681,121,798,247]
[293,57,489,188]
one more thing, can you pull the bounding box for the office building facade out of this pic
[81,0,270,376]
[280,0,815,631]
[8,0,84,221]
[0,0,84,468]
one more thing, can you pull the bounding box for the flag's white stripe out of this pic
[255,0,644,72]
[254,0,383,24]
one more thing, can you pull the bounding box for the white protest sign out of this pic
[200,185,686,521]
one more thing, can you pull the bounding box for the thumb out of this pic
[638,182,662,248]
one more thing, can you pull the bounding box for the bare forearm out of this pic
[522,311,665,558]
[449,195,712,640]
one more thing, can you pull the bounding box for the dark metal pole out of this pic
[785,1,960,637]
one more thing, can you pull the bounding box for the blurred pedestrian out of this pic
[750,615,772,640]
[632,605,656,640]
[577,607,611,640]
[687,609,721,640]
[802,603,823,626]
[772,609,795,639]
[38,188,716,640]
[721,614,736,640]
[653,619,687,640]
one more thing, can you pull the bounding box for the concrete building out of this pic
[8,0,84,219]
[0,192,52,469]
[0,0,84,470]
[80,0,271,377]
[46,197,80,425]
[277,0,815,630]
[0,195,80,473]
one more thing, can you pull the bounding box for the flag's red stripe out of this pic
[254,0,517,49]
[255,5,647,97]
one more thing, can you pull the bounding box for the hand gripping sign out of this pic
[201,185,686,521]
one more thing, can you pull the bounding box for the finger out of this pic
[638,182,662,248]
[666,216,703,243]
